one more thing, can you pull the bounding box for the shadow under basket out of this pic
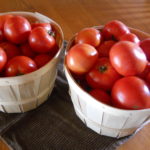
[64,26,150,138]
[0,11,64,113]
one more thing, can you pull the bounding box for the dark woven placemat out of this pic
[0,42,129,150]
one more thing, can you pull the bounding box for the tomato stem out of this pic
[48,31,55,37]
[99,66,107,73]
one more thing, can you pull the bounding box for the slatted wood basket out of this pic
[0,11,64,113]
[64,26,150,138]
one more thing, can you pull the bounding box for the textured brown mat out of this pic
[0,42,129,150]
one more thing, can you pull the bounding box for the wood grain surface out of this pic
[0,0,150,149]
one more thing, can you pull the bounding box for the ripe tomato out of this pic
[20,43,36,58]
[97,40,116,57]
[34,54,52,68]
[112,76,150,110]
[0,47,7,71]
[48,43,59,57]
[101,28,114,41]
[86,57,121,91]
[146,73,150,84]
[75,28,101,47]
[31,23,51,32]
[0,15,12,42]
[66,43,98,74]
[138,62,150,79]
[4,16,31,44]
[140,38,150,61]
[29,27,56,53]
[5,56,37,77]
[0,14,13,30]
[0,30,4,42]
[0,42,20,60]
[103,20,130,40]
[110,41,147,76]
[89,89,112,105]
[120,33,140,44]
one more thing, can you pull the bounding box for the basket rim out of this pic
[64,26,150,114]
[0,11,64,82]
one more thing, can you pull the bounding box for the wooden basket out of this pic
[64,26,150,138]
[0,11,64,113]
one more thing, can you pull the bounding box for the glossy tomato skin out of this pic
[20,43,36,58]
[0,42,21,60]
[0,47,7,71]
[89,89,112,105]
[112,76,150,110]
[146,73,150,84]
[75,28,101,47]
[4,16,31,44]
[29,27,56,53]
[103,20,130,40]
[0,30,4,42]
[66,43,98,74]
[140,38,150,61]
[34,54,52,68]
[0,15,13,30]
[138,62,150,79]
[31,23,51,32]
[120,33,140,44]
[97,40,116,57]
[5,56,37,77]
[110,41,147,76]
[86,57,121,91]
[101,28,114,41]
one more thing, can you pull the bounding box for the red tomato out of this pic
[20,43,36,58]
[34,54,52,68]
[120,33,140,44]
[101,28,114,41]
[146,73,150,84]
[75,28,101,47]
[4,16,31,44]
[86,57,121,91]
[0,15,13,30]
[48,43,59,57]
[29,27,56,53]
[0,30,4,42]
[103,20,130,40]
[0,42,20,60]
[140,38,150,61]
[0,47,7,71]
[31,23,51,32]
[112,76,150,110]
[5,56,37,77]
[97,40,116,57]
[89,89,112,105]
[138,62,150,79]
[110,41,147,76]
[66,43,98,74]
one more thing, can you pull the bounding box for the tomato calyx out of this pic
[99,65,107,73]
[48,30,55,37]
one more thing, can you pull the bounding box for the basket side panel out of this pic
[21,100,37,112]
[38,67,56,94]
[2,105,21,113]
[123,113,150,128]
[102,113,128,129]
[0,86,19,102]
[19,81,36,100]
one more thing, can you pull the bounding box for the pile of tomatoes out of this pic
[66,20,150,110]
[0,14,58,77]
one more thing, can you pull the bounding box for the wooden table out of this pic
[0,0,150,149]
